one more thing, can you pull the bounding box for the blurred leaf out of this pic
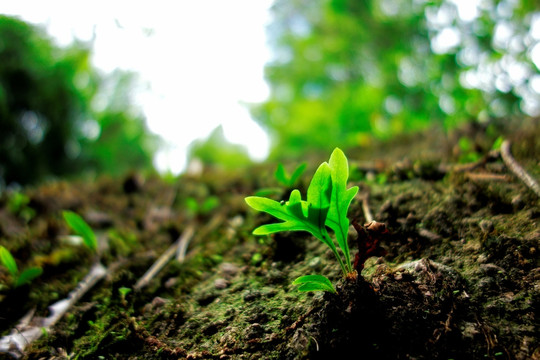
[15,266,42,288]
[0,246,18,277]
[63,211,97,252]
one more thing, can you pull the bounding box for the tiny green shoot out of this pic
[0,245,43,287]
[246,148,358,293]
[63,211,98,252]
[275,162,307,187]
[118,286,132,306]
[118,287,132,298]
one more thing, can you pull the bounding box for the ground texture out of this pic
[0,118,538,359]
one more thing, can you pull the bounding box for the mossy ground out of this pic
[0,118,538,359]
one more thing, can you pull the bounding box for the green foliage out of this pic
[251,0,539,160]
[0,245,43,287]
[457,137,481,163]
[491,136,504,151]
[293,274,337,294]
[188,126,252,170]
[185,195,220,217]
[6,191,36,222]
[246,148,358,292]
[63,210,98,252]
[118,287,132,299]
[0,245,17,276]
[0,16,157,185]
[275,162,307,187]
[15,266,43,288]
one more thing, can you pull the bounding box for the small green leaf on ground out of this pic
[293,274,337,293]
[0,245,18,276]
[63,211,98,251]
[15,266,43,287]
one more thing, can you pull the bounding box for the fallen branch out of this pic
[0,262,107,358]
[500,140,540,198]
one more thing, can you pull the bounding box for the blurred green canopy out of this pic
[0,15,157,186]
[1,0,539,184]
[250,0,539,158]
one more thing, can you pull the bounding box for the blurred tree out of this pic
[0,16,157,186]
[188,125,252,170]
[251,0,540,158]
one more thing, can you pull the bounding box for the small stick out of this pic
[176,223,195,262]
[500,140,540,198]
[465,172,511,182]
[134,238,181,291]
[360,192,373,224]
[448,150,499,173]
[0,262,106,358]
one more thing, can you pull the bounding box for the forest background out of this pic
[0,0,539,186]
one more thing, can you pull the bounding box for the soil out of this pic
[0,117,538,360]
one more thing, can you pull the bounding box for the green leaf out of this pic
[306,162,333,230]
[0,246,19,277]
[293,274,336,293]
[275,163,288,186]
[15,266,42,288]
[326,148,358,274]
[275,162,307,187]
[492,136,503,151]
[246,163,333,247]
[63,211,98,252]
[246,190,319,237]
[289,162,307,186]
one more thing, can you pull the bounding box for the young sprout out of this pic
[0,245,43,288]
[275,162,307,188]
[63,211,98,252]
[246,148,358,293]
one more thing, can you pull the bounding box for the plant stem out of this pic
[322,231,348,276]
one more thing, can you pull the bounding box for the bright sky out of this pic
[3,1,273,174]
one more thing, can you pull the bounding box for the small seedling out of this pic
[7,191,36,222]
[63,211,98,252]
[275,162,307,187]
[118,286,132,306]
[0,245,43,287]
[185,196,220,217]
[246,148,358,293]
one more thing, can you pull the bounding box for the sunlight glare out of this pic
[3,1,273,174]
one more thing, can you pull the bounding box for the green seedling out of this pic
[275,162,307,187]
[0,245,43,287]
[246,148,358,293]
[63,211,98,252]
[118,286,132,306]
[185,195,220,217]
[7,191,36,222]
[458,136,481,163]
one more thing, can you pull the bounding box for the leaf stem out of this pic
[322,231,348,276]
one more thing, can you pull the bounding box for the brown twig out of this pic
[500,140,540,198]
[360,192,374,223]
[464,172,511,182]
[135,213,224,290]
[176,223,196,262]
[445,150,500,173]
[134,238,183,291]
